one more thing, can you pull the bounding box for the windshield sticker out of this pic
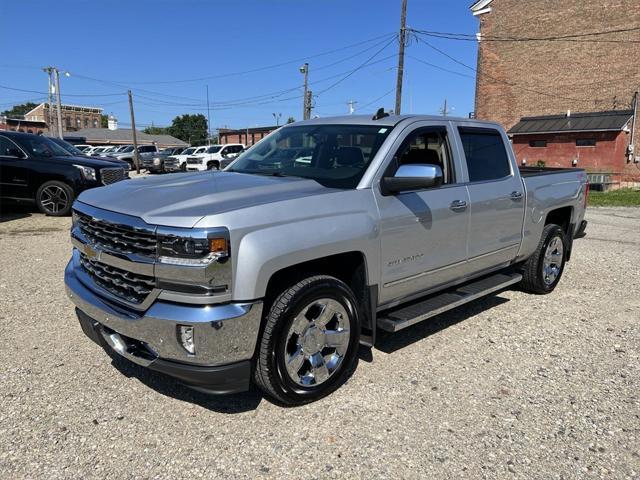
[378,128,388,134]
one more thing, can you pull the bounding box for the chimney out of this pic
[107,115,118,130]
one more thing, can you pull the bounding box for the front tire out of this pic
[254,275,360,405]
[36,180,74,216]
[207,161,219,170]
[519,224,567,294]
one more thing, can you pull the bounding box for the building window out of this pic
[529,140,547,148]
[65,117,71,129]
[84,118,89,128]
[76,118,81,128]
[576,138,596,147]
[93,119,98,128]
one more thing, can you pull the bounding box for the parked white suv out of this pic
[186,144,245,171]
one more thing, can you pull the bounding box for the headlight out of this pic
[73,164,97,181]
[158,234,229,266]
[153,157,161,165]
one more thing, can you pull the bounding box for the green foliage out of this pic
[1,102,39,118]
[143,126,169,135]
[168,114,208,146]
[535,160,546,168]
[100,114,109,128]
[588,188,640,207]
[286,116,296,124]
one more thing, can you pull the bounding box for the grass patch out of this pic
[588,188,640,207]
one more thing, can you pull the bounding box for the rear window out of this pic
[458,128,511,182]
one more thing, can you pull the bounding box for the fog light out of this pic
[178,325,195,355]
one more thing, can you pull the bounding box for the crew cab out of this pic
[64,115,588,405]
[111,144,159,170]
[165,146,206,172]
[0,131,127,216]
[185,144,245,171]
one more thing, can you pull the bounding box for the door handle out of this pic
[450,200,467,211]
[510,191,523,200]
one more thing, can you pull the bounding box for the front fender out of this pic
[232,213,379,300]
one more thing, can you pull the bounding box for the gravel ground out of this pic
[0,205,638,479]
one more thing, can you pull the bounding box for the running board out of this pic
[377,272,522,332]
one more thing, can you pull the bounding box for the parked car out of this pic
[166,146,206,172]
[185,144,245,171]
[141,147,186,173]
[75,144,92,153]
[65,115,588,405]
[48,137,131,172]
[110,144,159,169]
[0,131,127,216]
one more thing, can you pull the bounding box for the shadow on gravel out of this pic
[375,294,510,354]
[107,352,263,413]
[0,202,35,222]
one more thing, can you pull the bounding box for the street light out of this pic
[272,112,282,126]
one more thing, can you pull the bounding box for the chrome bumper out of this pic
[65,259,262,367]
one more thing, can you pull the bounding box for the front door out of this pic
[375,125,470,306]
[457,126,525,274]
[0,136,30,199]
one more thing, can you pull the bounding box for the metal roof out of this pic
[72,128,188,146]
[508,110,633,135]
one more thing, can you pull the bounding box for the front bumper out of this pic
[65,259,262,393]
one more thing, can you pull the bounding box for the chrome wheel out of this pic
[284,298,351,387]
[40,185,69,214]
[542,236,563,286]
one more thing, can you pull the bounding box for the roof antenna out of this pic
[372,107,390,121]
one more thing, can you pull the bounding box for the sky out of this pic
[0,0,480,131]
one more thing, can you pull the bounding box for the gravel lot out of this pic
[0,205,638,479]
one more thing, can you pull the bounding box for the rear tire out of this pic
[519,224,567,294]
[254,275,360,406]
[36,180,74,216]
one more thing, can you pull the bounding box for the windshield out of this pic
[206,146,222,153]
[15,135,71,157]
[229,124,392,189]
[181,147,196,155]
[119,146,134,153]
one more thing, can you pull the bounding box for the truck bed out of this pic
[519,166,579,177]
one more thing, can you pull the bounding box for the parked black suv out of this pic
[0,131,128,216]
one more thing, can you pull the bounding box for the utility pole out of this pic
[43,68,53,130]
[395,0,408,115]
[206,85,212,146]
[53,68,64,139]
[128,90,140,174]
[440,98,450,116]
[300,63,310,120]
[630,91,638,162]
[347,100,357,114]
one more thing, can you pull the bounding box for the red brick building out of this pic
[470,0,640,182]
[509,110,634,186]
[218,125,278,146]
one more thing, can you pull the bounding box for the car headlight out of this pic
[153,157,161,165]
[158,233,229,266]
[73,164,97,181]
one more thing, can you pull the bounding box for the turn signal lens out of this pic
[209,238,228,255]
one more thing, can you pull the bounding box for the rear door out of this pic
[375,123,470,306]
[0,136,31,199]
[457,126,525,274]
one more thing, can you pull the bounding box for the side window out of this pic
[0,137,20,157]
[395,128,452,184]
[458,128,511,182]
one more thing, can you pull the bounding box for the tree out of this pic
[143,126,169,135]
[100,114,109,128]
[1,102,39,118]
[168,114,208,146]
[286,116,296,124]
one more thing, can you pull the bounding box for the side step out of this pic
[377,272,522,332]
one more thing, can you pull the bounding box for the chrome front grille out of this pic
[186,157,202,165]
[101,167,126,185]
[76,212,157,258]
[80,253,155,304]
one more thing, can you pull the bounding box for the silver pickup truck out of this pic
[64,115,588,405]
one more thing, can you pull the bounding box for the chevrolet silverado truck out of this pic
[64,114,588,405]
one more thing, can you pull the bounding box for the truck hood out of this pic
[77,171,334,228]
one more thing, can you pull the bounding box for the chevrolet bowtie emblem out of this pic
[83,244,99,260]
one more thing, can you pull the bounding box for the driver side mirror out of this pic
[381,164,443,195]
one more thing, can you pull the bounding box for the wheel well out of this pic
[264,252,367,302]
[545,206,573,234]
[207,160,219,167]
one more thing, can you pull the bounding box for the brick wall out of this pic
[474,0,640,164]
